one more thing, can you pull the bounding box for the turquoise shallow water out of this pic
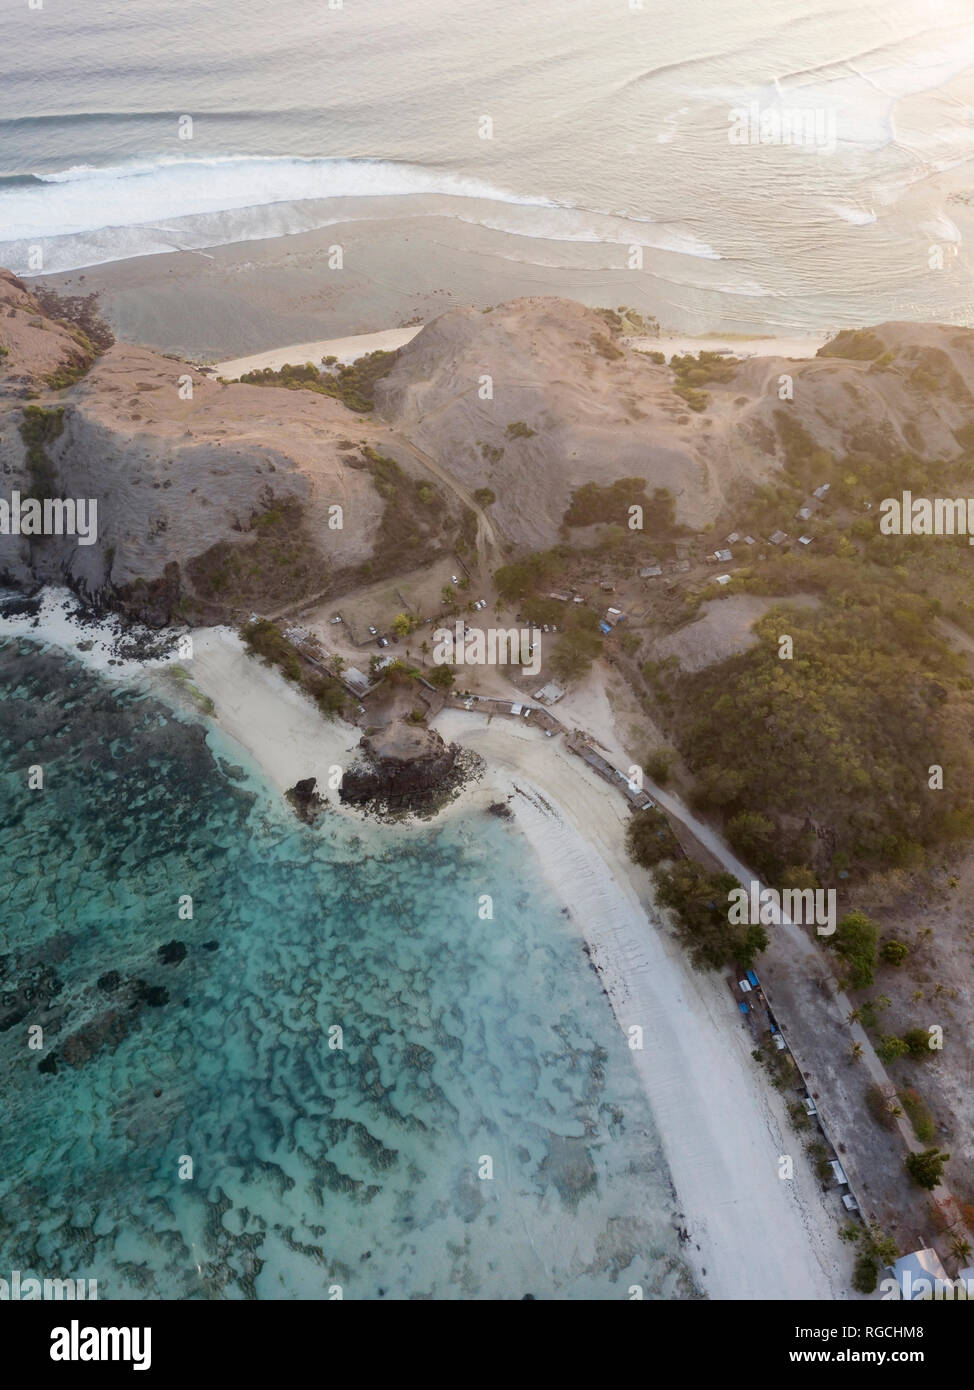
[0,637,696,1299]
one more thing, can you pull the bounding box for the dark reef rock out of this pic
[201,940,220,952]
[157,940,187,965]
[285,776,326,825]
[61,1010,129,1067]
[38,1054,58,1075]
[0,962,63,1030]
[486,800,512,818]
[339,720,476,817]
[98,970,122,993]
[131,980,170,1008]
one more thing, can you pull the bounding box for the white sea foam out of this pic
[0,155,722,275]
[827,202,878,226]
[0,156,557,241]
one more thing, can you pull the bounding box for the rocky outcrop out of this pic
[286,776,327,825]
[340,720,475,815]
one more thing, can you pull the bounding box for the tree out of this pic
[382,659,417,686]
[726,811,777,873]
[473,487,496,507]
[827,911,879,990]
[852,1253,878,1294]
[626,809,681,867]
[877,1035,909,1064]
[949,1233,972,1262]
[865,1225,899,1267]
[428,664,455,689]
[782,865,819,891]
[881,939,909,966]
[652,861,767,971]
[645,747,673,785]
[330,654,346,676]
[551,628,602,682]
[905,1147,950,1190]
[391,612,413,640]
[902,1027,934,1059]
[440,584,457,607]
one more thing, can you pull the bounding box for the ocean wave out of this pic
[0,156,560,241]
[827,202,878,225]
[0,155,721,275]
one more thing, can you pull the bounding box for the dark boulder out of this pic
[157,940,187,965]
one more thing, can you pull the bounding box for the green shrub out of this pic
[626,808,681,867]
[853,1253,878,1294]
[898,1088,935,1142]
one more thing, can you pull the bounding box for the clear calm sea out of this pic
[1,0,973,329]
[0,638,695,1299]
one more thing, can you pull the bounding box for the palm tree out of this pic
[949,1233,972,1262]
[849,1042,863,1061]
[847,1009,860,1024]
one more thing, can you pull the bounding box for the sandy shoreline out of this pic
[176,627,852,1299]
[2,603,851,1298]
[214,325,828,380]
[35,213,849,364]
[214,327,425,378]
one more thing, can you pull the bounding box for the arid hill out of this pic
[376,298,974,547]
[0,273,449,623]
[4,275,974,622]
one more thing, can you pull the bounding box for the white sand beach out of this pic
[213,326,424,379]
[631,332,830,362]
[213,324,829,380]
[173,628,853,1300]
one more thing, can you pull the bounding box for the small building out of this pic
[890,1249,949,1301]
[768,530,788,546]
[813,483,831,500]
[547,591,571,602]
[743,535,756,546]
[713,548,733,563]
[600,581,615,593]
[533,682,566,705]
[714,574,732,586]
[828,1159,848,1185]
[726,531,741,544]
[798,535,813,547]
[345,666,370,694]
[599,620,612,634]
[640,565,663,579]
